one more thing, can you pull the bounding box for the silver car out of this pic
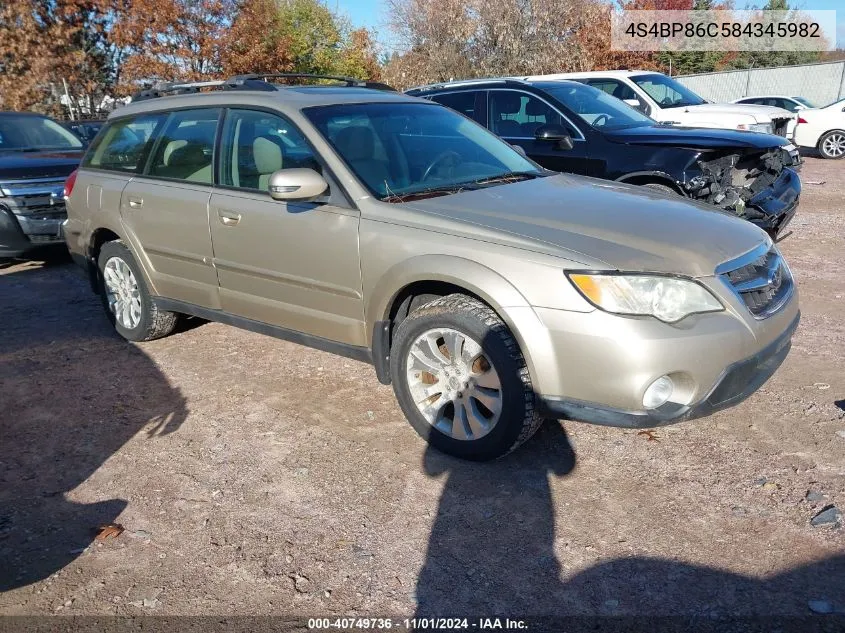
[63,75,799,460]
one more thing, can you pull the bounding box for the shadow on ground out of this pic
[415,419,845,627]
[0,258,188,591]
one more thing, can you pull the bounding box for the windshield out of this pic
[0,114,84,151]
[632,74,706,109]
[544,83,654,130]
[793,97,816,108]
[305,102,544,201]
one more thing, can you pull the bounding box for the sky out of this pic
[338,0,843,51]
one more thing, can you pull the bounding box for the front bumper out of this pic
[0,206,66,258]
[539,312,799,428]
[745,166,800,234]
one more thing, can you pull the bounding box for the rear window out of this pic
[82,113,167,173]
[0,115,83,151]
[429,91,477,119]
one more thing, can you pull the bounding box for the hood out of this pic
[604,125,787,150]
[402,174,768,277]
[681,103,794,123]
[0,150,83,181]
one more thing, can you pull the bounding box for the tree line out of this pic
[0,0,381,116]
[0,0,837,117]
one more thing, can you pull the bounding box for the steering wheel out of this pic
[422,150,461,182]
[592,114,609,127]
[660,97,674,107]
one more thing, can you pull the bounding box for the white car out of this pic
[732,96,820,138]
[732,95,818,113]
[523,70,795,137]
[791,98,845,159]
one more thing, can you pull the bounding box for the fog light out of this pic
[643,375,674,409]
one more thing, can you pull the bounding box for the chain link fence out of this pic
[675,60,845,107]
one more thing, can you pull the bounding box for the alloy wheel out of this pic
[822,133,845,158]
[103,256,142,330]
[405,327,502,441]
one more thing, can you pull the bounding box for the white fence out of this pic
[675,60,845,107]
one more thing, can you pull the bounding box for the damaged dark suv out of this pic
[408,78,801,236]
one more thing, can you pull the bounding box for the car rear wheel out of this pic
[390,294,544,461]
[818,131,845,159]
[97,240,178,342]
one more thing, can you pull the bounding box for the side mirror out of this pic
[624,98,648,114]
[793,105,805,111]
[268,168,328,201]
[534,124,574,151]
[510,143,527,157]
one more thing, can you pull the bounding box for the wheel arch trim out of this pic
[366,255,546,389]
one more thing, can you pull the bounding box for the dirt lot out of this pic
[1,157,843,628]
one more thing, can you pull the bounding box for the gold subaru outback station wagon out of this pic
[63,74,799,461]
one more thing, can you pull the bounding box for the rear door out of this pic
[119,108,221,309]
[208,108,365,346]
[487,89,590,174]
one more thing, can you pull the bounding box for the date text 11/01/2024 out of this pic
[308,618,528,630]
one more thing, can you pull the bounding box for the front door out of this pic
[487,89,590,175]
[119,107,221,309]
[208,108,365,346]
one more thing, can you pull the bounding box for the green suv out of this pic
[64,75,799,460]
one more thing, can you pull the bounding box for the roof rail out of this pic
[231,73,395,91]
[130,73,396,102]
[405,77,529,94]
[131,80,231,102]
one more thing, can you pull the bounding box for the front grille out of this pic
[772,117,790,137]
[720,247,793,318]
[0,179,66,212]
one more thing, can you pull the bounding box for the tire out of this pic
[389,293,544,461]
[817,130,845,159]
[641,182,677,194]
[97,240,178,342]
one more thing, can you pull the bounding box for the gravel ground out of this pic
[0,157,843,628]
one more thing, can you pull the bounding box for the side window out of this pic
[82,113,167,173]
[488,91,576,138]
[147,108,220,184]
[585,79,634,101]
[584,79,648,114]
[219,109,321,191]
[429,91,476,119]
[777,99,799,112]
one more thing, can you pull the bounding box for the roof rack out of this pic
[404,77,529,95]
[231,73,395,92]
[130,73,395,102]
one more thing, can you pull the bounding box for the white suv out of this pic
[524,71,795,137]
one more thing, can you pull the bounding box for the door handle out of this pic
[217,209,241,226]
[128,197,143,208]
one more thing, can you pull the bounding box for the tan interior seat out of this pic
[253,136,283,190]
[156,140,212,183]
[333,126,390,193]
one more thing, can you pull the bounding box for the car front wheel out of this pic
[389,294,544,461]
[97,240,178,342]
[818,131,845,159]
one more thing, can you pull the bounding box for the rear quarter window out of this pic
[82,113,167,173]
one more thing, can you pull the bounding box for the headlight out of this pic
[737,122,773,134]
[567,273,724,323]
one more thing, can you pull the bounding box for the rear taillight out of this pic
[63,169,78,199]
[797,117,808,124]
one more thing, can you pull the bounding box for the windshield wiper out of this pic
[381,182,480,203]
[473,171,542,186]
